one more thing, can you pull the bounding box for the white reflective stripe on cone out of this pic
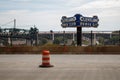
[42,60,50,63]
[44,51,50,53]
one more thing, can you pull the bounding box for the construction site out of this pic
[0,6,120,80]
[0,19,120,80]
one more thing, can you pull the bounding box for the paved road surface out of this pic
[0,54,120,80]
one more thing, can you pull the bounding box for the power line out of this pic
[0,20,14,27]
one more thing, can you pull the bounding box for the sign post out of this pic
[61,14,99,46]
[77,27,82,46]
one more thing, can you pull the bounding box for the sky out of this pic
[0,0,120,31]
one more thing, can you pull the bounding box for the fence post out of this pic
[63,31,65,45]
[119,30,120,46]
[94,32,96,45]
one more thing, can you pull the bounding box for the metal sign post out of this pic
[77,27,82,46]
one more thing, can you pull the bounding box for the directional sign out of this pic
[61,16,76,23]
[61,14,99,28]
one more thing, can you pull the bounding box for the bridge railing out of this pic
[0,30,120,46]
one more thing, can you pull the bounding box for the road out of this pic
[0,54,120,80]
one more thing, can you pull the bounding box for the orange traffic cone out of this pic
[39,50,54,68]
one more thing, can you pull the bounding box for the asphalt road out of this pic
[0,54,120,80]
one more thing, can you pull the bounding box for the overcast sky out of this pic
[0,0,120,31]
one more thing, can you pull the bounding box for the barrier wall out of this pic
[0,46,120,54]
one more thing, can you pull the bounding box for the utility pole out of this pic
[14,19,16,29]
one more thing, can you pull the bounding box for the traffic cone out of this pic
[39,50,54,68]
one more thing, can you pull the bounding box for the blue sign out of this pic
[61,14,99,28]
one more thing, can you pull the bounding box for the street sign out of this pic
[61,14,99,46]
[61,14,99,28]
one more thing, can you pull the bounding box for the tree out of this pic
[29,27,39,46]
[0,27,2,33]
[109,36,119,45]
[39,38,47,45]
[98,37,104,45]
[53,38,60,44]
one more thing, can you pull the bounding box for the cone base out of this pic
[39,65,54,68]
